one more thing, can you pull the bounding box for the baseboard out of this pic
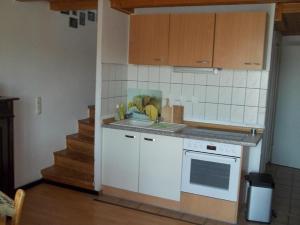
[16,179,44,190]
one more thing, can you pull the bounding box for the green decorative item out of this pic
[127,89,162,121]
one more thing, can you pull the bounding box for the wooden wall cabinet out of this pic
[213,12,267,70]
[169,13,215,67]
[129,14,170,65]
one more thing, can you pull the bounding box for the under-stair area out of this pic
[41,105,95,191]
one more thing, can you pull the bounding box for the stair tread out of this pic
[42,166,94,190]
[54,149,93,164]
[67,133,94,144]
[79,118,94,126]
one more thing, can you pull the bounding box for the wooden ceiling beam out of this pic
[49,0,97,11]
[275,3,300,34]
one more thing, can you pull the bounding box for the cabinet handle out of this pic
[125,135,135,139]
[154,58,161,62]
[253,63,261,65]
[244,62,252,65]
[144,138,155,142]
[196,60,209,64]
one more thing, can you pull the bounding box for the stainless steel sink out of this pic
[111,119,186,132]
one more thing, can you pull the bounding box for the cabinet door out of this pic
[139,133,183,201]
[102,128,140,192]
[213,12,267,70]
[129,14,170,65]
[169,13,215,67]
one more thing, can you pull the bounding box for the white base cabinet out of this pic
[102,128,140,192]
[139,133,183,201]
[102,128,183,201]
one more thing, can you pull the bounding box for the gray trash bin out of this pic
[245,173,275,224]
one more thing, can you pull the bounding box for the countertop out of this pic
[102,123,262,147]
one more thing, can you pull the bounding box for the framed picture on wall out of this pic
[79,12,86,26]
[88,11,96,22]
[61,11,70,15]
[69,18,78,28]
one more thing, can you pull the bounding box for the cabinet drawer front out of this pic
[139,133,183,201]
[102,128,140,192]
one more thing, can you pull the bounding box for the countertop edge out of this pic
[102,124,262,147]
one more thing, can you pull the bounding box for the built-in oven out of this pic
[182,139,242,202]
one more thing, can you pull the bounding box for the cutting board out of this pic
[172,105,184,124]
[161,99,172,122]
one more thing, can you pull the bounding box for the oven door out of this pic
[181,150,241,202]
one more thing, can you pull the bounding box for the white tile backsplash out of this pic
[247,71,261,88]
[206,86,219,103]
[233,70,247,87]
[101,64,270,127]
[232,88,246,105]
[245,89,260,106]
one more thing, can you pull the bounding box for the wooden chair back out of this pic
[11,190,25,225]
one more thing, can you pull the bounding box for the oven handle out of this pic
[184,150,240,162]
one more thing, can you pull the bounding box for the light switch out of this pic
[36,97,42,115]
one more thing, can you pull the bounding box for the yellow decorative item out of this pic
[145,105,158,121]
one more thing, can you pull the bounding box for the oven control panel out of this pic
[183,139,242,157]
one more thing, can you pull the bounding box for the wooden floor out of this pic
[21,184,194,225]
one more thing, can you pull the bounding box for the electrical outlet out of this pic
[35,97,42,115]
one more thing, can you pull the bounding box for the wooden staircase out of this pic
[41,105,95,191]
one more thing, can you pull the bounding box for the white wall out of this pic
[0,0,97,187]
[272,36,300,169]
[94,0,129,190]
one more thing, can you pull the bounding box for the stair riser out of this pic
[54,155,94,175]
[89,107,95,120]
[67,139,94,156]
[42,170,94,190]
[79,123,94,137]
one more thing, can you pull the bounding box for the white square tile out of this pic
[159,83,171,98]
[171,72,183,83]
[245,89,260,106]
[258,107,266,127]
[115,64,127,81]
[148,82,160,91]
[115,81,122,96]
[193,102,205,120]
[261,71,269,89]
[218,104,231,122]
[194,74,207,85]
[219,87,232,104]
[183,101,193,119]
[127,81,137,89]
[121,81,128,96]
[182,85,194,101]
[108,81,116,98]
[247,71,261,88]
[108,98,116,115]
[205,103,218,120]
[128,64,138,81]
[115,97,123,106]
[170,84,182,100]
[220,70,234,86]
[259,90,267,107]
[138,82,148,89]
[138,65,149,81]
[244,106,258,125]
[110,66,117,81]
[193,85,206,102]
[101,98,109,116]
[233,70,247,87]
[206,86,219,103]
[102,63,111,81]
[159,66,171,83]
[207,74,220,86]
[231,105,244,123]
[101,81,109,98]
[149,66,160,82]
[232,88,246,105]
[182,73,195,84]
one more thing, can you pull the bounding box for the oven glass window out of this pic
[190,159,230,190]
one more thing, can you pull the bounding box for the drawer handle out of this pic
[144,138,155,142]
[253,63,261,65]
[125,135,135,139]
[196,60,209,64]
[244,62,252,65]
[154,58,161,62]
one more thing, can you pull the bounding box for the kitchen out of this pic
[95,1,276,224]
